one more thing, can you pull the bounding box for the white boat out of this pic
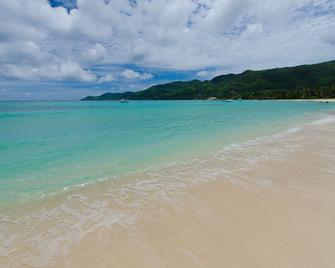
[120,99,129,103]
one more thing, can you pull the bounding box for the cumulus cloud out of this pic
[81,43,107,64]
[0,61,96,82]
[121,69,153,80]
[0,0,334,98]
[97,73,114,83]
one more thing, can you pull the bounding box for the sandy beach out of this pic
[1,111,335,268]
[35,115,335,268]
[286,99,335,103]
[2,0,335,266]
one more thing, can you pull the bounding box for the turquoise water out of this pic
[1,100,334,205]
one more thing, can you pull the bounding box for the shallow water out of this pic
[1,100,335,267]
[1,100,334,205]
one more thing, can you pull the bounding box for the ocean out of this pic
[1,100,334,205]
[1,100,335,266]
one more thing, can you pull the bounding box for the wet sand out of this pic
[1,115,335,268]
[46,117,335,268]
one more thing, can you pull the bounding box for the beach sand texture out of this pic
[48,116,335,268]
[1,115,335,268]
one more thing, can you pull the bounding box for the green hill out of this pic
[82,60,335,100]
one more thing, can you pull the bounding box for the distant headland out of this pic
[82,60,335,101]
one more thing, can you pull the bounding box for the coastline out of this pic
[54,113,335,268]
[2,1,335,267]
[1,111,335,267]
[282,98,335,103]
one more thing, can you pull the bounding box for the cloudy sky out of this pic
[0,0,334,100]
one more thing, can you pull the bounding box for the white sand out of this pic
[49,116,335,268]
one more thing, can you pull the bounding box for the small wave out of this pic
[1,113,335,266]
[310,114,335,125]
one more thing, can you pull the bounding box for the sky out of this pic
[0,0,334,100]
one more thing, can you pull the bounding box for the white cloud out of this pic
[0,61,96,82]
[121,69,153,80]
[97,73,114,83]
[139,72,154,80]
[53,61,96,82]
[196,71,209,77]
[0,0,334,94]
[81,43,107,64]
[121,69,140,79]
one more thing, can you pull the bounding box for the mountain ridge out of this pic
[82,60,335,100]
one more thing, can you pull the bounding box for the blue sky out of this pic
[0,0,334,100]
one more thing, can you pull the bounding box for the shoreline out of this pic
[52,112,335,268]
[282,98,335,103]
[1,112,335,267]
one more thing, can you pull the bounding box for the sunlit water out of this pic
[1,100,335,207]
[1,100,335,266]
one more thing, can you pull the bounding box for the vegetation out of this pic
[82,60,335,100]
